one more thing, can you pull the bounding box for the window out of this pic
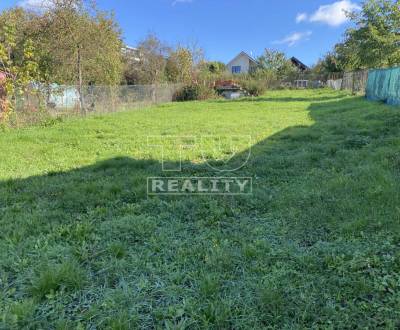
[232,66,241,74]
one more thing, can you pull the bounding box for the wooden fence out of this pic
[327,70,369,94]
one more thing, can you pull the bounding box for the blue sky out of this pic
[0,0,361,66]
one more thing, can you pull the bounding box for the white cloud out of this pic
[273,31,312,47]
[18,0,52,10]
[296,13,308,23]
[310,0,360,26]
[296,1,360,27]
[172,0,194,5]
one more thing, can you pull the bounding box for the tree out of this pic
[0,9,40,119]
[164,55,180,83]
[165,47,193,84]
[194,60,227,86]
[313,52,344,75]
[0,73,6,117]
[336,0,400,69]
[35,0,123,113]
[128,34,170,85]
[206,61,226,75]
[256,49,298,78]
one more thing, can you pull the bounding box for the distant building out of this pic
[122,45,141,63]
[226,51,258,75]
[290,57,309,72]
[227,52,309,75]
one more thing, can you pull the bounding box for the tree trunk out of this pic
[152,84,156,103]
[77,47,85,115]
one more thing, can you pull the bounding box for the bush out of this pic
[173,85,199,101]
[173,84,218,102]
[240,79,267,97]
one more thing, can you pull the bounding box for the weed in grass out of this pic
[109,242,127,259]
[1,299,36,329]
[106,312,139,330]
[198,300,233,329]
[30,260,87,299]
[198,273,220,298]
[258,285,286,323]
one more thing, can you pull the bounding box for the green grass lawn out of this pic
[1,89,400,329]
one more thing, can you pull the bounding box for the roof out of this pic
[227,51,258,66]
[215,80,242,91]
[291,57,309,71]
[123,45,138,52]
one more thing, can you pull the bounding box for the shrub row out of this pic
[239,79,267,97]
[173,78,269,101]
[173,84,218,102]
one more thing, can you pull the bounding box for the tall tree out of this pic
[336,0,400,69]
[37,0,122,112]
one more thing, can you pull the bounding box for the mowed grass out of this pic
[1,89,400,329]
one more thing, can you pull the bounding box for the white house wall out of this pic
[227,54,250,74]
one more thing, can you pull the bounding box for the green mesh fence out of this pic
[366,67,400,106]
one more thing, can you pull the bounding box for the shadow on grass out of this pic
[1,96,399,241]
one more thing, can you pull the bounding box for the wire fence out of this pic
[22,84,182,113]
[4,84,182,127]
[0,68,388,128]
